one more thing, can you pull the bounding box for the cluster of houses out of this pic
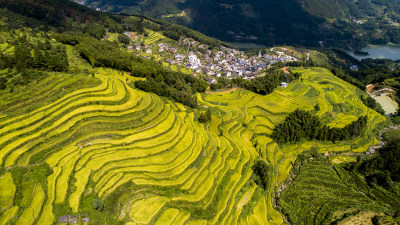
[161,41,299,80]
[127,44,153,54]
[123,33,299,80]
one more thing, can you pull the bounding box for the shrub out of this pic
[251,160,271,189]
[28,163,53,185]
[118,33,130,45]
[93,199,104,211]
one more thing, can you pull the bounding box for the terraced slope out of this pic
[0,67,386,224]
[280,158,391,225]
[144,30,167,45]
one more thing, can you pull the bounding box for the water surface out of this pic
[373,95,399,115]
[344,44,400,61]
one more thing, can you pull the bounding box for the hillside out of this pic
[75,0,400,49]
[0,42,390,224]
[0,1,399,225]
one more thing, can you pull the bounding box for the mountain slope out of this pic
[0,1,397,225]
[75,0,400,48]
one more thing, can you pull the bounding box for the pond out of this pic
[373,95,399,115]
[344,44,400,61]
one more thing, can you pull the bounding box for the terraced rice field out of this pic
[0,67,385,224]
[144,30,166,45]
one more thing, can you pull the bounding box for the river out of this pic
[344,44,400,61]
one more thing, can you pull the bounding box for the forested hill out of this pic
[75,0,400,49]
[0,0,226,48]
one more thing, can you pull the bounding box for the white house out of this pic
[350,65,358,70]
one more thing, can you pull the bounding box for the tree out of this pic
[93,199,104,211]
[252,160,271,189]
[118,33,131,45]
[84,23,106,39]
[0,77,7,90]
[32,46,44,68]
[43,40,52,50]
[14,44,32,70]
[28,163,53,184]
[133,19,145,34]
[272,109,368,143]
[314,104,320,112]
[199,109,212,123]
[198,112,208,123]
[205,109,212,121]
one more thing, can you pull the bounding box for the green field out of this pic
[0,66,386,224]
[144,29,167,45]
[279,158,399,224]
[0,173,15,209]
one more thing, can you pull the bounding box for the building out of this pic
[134,44,141,51]
[169,47,176,53]
[350,65,358,70]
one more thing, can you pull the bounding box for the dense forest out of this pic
[349,65,400,86]
[272,109,368,143]
[0,0,114,27]
[359,139,400,185]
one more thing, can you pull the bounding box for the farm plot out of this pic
[0,67,386,225]
[280,158,390,224]
[144,30,166,45]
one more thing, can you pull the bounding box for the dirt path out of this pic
[136,124,155,132]
[281,67,290,74]
[206,87,240,95]
[366,83,378,93]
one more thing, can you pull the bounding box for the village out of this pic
[121,31,300,83]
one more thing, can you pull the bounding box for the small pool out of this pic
[373,95,399,115]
